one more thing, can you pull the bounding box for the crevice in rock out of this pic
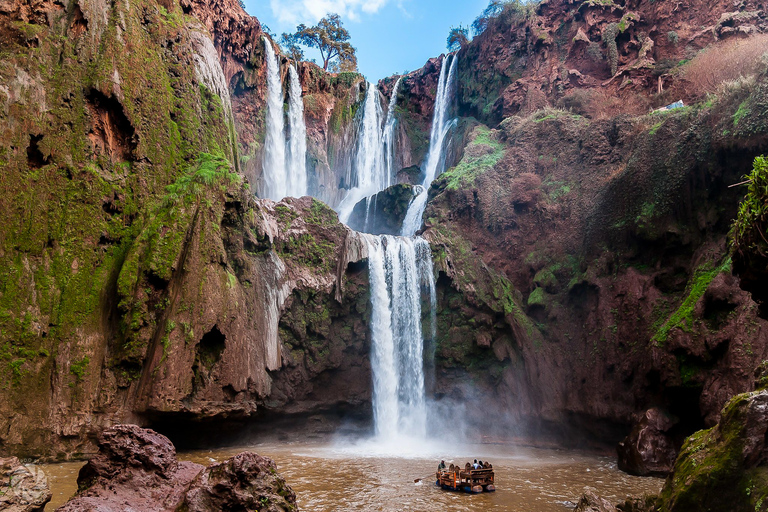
[27,134,50,169]
[70,3,88,39]
[85,89,137,162]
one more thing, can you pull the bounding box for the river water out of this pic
[43,441,662,511]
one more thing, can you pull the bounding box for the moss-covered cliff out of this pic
[0,0,376,459]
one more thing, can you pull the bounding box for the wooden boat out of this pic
[435,464,495,494]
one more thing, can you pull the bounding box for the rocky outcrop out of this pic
[421,70,768,445]
[58,425,296,512]
[347,183,416,235]
[0,457,51,512]
[575,490,617,512]
[181,452,297,512]
[452,0,768,124]
[0,0,374,459]
[618,408,678,477]
[657,390,768,511]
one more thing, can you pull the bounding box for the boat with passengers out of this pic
[435,462,495,493]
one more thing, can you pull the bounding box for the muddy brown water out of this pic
[42,442,663,511]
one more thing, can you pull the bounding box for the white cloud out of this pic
[269,0,391,27]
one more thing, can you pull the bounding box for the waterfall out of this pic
[260,37,287,201]
[287,64,308,198]
[365,235,436,441]
[337,83,387,224]
[382,77,402,183]
[401,54,458,236]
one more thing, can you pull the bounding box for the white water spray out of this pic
[337,83,391,223]
[382,77,402,184]
[287,64,308,198]
[402,54,458,236]
[261,37,287,200]
[365,235,436,442]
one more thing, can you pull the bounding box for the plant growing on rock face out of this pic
[290,14,357,72]
[731,155,768,259]
[602,22,619,76]
[447,25,470,51]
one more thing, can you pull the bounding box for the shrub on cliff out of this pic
[683,35,768,98]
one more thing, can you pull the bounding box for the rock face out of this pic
[0,457,51,512]
[658,390,768,511]
[420,71,768,445]
[0,0,374,459]
[574,489,617,512]
[618,408,678,477]
[347,183,416,235]
[452,0,768,123]
[58,425,297,512]
[181,453,297,512]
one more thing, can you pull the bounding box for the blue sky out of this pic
[243,0,490,81]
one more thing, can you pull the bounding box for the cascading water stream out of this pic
[337,83,387,223]
[382,77,402,183]
[365,235,436,442]
[260,37,287,201]
[260,38,308,200]
[401,54,458,236]
[286,64,308,198]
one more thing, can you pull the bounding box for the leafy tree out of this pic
[447,25,470,51]
[292,14,357,72]
[281,33,304,62]
[472,0,506,35]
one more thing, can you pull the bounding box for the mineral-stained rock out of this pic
[181,452,297,512]
[617,408,678,477]
[658,390,768,511]
[57,425,205,512]
[57,425,297,512]
[0,457,51,512]
[574,489,616,512]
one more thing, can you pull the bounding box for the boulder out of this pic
[658,390,768,511]
[347,183,416,235]
[617,407,678,476]
[57,425,298,512]
[574,489,616,512]
[0,457,51,512]
[181,452,297,512]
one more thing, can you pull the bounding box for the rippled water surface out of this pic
[44,441,662,511]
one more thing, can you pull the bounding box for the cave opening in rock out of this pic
[85,89,137,162]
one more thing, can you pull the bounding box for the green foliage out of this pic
[69,356,90,383]
[440,126,505,190]
[652,258,732,346]
[667,31,679,44]
[292,14,357,72]
[447,25,470,51]
[734,101,750,127]
[163,153,240,206]
[472,0,536,36]
[731,156,768,258]
[280,33,304,62]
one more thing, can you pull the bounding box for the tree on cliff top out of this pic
[447,26,470,52]
[291,14,358,72]
[473,0,535,36]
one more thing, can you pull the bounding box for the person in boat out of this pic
[472,459,479,469]
[438,460,446,471]
[478,460,484,468]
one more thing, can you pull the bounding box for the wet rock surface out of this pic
[57,425,297,512]
[574,489,616,512]
[0,457,51,512]
[347,183,416,235]
[617,408,678,477]
[657,390,768,512]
